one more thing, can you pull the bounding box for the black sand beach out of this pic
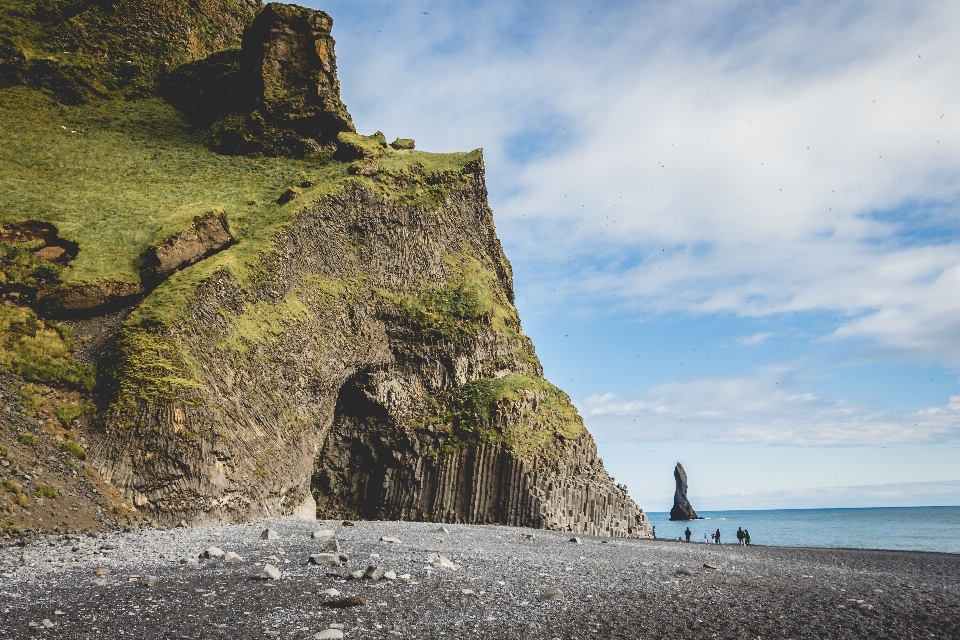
[1,519,957,639]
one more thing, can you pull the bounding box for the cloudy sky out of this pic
[296,0,960,511]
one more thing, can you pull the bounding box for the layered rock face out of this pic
[91,161,650,537]
[669,462,700,521]
[0,2,652,538]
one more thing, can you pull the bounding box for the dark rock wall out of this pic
[90,161,652,537]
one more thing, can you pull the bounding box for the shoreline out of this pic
[651,535,960,556]
[1,518,958,638]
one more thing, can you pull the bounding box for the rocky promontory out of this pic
[0,2,651,539]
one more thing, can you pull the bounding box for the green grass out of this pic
[2,479,28,507]
[435,374,587,459]
[54,402,85,426]
[34,483,58,498]
[381,252,518,342]
[16,433,35,445]
[60,440,85,459]
[0,301,94,389]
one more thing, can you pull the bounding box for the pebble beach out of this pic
[0,518,957,639]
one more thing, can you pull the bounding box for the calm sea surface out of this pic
[645,506,960,554]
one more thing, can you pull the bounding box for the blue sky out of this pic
[291,0,960,510]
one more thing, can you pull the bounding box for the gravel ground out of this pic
[0,518,957,639]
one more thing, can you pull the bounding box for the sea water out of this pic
[645,506,960,554]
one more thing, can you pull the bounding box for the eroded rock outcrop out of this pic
[91,159,651,537]
[670,462,700,521]
[139,211,234,290]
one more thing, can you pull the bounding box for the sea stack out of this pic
[669,462,701,521]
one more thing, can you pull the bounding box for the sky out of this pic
[292,0,960,511]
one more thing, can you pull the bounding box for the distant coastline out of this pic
[645,505,960,554]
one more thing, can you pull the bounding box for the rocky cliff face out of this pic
[0,2,652,538]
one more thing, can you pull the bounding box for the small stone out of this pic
[259,564,281,580]
[140,575,157,587]
[380,536,401,544]
[383,571,396,580]
[540,588,564,601]
[224,552,243,563]
[461,588,475,595]
[676,567,695,576]
[100,544,116,551]
[179,556,198,565]
[41,619,54,628]
[521,533,535,539]
[312,530,335,540]
[703,563,720,570]
[398,573,411,582]
[322,596,366,608]
[341,520,354,527]
[94,568,109,576]
[277,188,301,205]
[323,539,340,553]
[428,554,460,570]
[349,570,365,580]
[320,588,341,597]
[314,631,343,640]
[437,526,449,534]
[261,529,279,540]
[309,553,344,567]
[329,624,344,629]
[364,566,384,580]
[569,537,581,544]
[204,547,225,559]
[92,578,109,587]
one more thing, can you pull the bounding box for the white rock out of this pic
[311,530,335,540]
[349,570,365,580]
[314,630,343,640]
[309,553,344,567]
[461,588,475,595]
[41,619,54,628]
[380,536,401,544]
[259,564,281,580]
[428,554,460,570]
[540,588,564,601]
[223,552,243,563]
[261,529,279,540]
[204,547,225,559]
[437,526,449,534]
[323,539,340,553]
[383,571,397,580]
[364,566,384,580]
[399,573,412,582]
[320,588,340,597]
[329,623,344,629]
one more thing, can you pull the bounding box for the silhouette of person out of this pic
[685,527,691,543]
[715,528,721,544]
[737,527,745,546]
[744,529,751,546]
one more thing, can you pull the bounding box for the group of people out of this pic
[680,525,752,545]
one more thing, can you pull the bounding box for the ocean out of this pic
[644,506,960,554]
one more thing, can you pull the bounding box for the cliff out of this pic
[0,2,651,538]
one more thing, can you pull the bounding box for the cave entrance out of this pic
[312,371,399,520]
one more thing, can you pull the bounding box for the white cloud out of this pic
[579,375,960,446]
[739,332,775,346]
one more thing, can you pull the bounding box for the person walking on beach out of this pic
[715,528,721,544]
[737,527,745,546]
[685,527,691,543]
[744,529,751,546]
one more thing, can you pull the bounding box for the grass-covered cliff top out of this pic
[0,86,480,287]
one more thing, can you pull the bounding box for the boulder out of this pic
[139,212,234,290]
